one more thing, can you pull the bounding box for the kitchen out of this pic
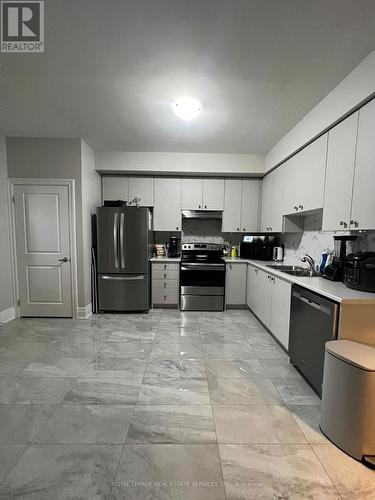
[1,1,375,498]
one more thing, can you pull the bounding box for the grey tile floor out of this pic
[0,309,373,499]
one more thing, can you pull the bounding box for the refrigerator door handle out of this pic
[113,212,119,269]
[101,275,144,281]
[120,212,125,269]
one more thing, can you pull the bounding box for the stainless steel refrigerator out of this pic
[96,206,151,312]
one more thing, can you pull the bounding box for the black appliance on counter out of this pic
[180,243,225,311]
[289,285,339,397]
[167,236,180,257]
[344,251,375,292]
[239,235,280,261]
[323,235,357,282]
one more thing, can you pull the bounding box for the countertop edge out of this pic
[232,258,375,304]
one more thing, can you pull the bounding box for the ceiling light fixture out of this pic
[171,96,203,121]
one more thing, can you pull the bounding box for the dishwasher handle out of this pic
[292,290,331,315]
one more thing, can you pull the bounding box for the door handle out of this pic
[58,257,69,263]
[101,275,144,281]
[113,212,119,269]
[120,212,125,269]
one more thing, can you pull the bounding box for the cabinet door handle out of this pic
[243,227,245,231]
[198,205,201,209]
[299,204,303,210]
[237,227,240,231]
[176,226,179,230]
[294,206,298,211]
[350,220,359,228]
[204,205,207,209]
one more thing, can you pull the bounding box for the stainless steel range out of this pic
[179,243,226,311]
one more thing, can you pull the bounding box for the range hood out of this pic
[181,210,222,220]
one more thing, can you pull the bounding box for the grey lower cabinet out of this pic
[152,262,179,308]
[246,264,292,350]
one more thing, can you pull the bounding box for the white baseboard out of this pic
[0,306,16,324]
[76,303,93,319]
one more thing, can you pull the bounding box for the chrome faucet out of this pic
[301,254,315,272]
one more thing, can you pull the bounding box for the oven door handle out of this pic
[180,264,225,271]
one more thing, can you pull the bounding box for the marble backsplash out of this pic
[153,213,375,266]
[154,218,242,247]
[282,212,375,268]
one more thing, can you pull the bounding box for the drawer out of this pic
[153,288,179,305]
[152,263,179,272]
[152,269,179,280]
[152,279,178,290]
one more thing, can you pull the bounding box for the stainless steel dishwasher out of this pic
[289,285,339,396]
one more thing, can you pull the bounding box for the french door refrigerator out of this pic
[96,206,150,312]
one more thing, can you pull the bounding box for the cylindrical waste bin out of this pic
[320,340,375,467]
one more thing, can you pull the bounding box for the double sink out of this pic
[266,264,320,278]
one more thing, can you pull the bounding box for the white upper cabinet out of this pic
[102,177,129,202]
[202,179,224,210]
[270,165,285,232]
[351,99,375,230]
[322,113,358,231]
[260,174,272,232]
[260,166,284,233]
[222,179,242,232]
[181,178,224,210]
[240,179,260,232]
[129,177,154,206]
[154,178,181,231]
[284,134,328,215]
[181,178,203,209]
[223,179,260,232]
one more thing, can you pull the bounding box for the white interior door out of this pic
[14,184,72,317]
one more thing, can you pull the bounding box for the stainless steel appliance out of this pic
[289,285,339,396]
[96,206,151,312]
[344,251,375,292]
[321,340,375,467]
[181,210,222,220]
[273,246,284,262]
[180,243,225,311]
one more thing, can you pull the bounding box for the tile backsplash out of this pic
[154,218,242,246]
[282,212,375,268]
[153,212,375,266]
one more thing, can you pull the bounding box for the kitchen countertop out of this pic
[150,256,375,303]
[150,256,181,262]
[225,257,375,304]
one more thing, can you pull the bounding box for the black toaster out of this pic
[344,252,375,292]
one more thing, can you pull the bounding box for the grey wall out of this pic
[0,137,14,314]
[80,140,101,306]
[6,137,94,312]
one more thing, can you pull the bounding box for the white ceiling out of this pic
[1,0,374,153]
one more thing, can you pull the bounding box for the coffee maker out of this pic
[323,235,357,282]
[167,236,180,257]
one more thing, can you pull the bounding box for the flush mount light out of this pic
[171,96,203,121]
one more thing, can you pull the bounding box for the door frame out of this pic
[8,178,79,319]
